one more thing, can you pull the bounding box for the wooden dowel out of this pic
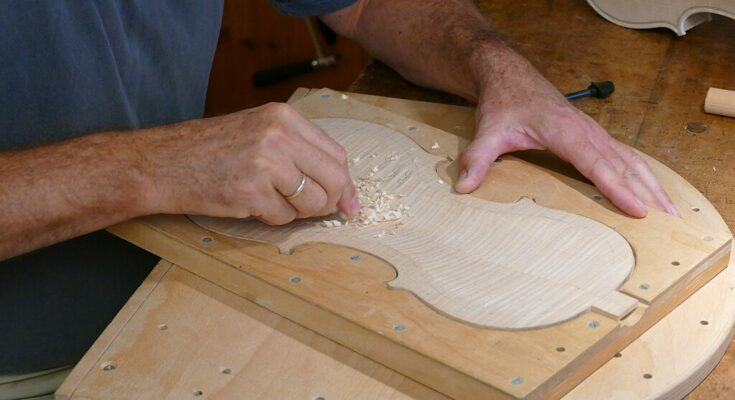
[705,87,735,118]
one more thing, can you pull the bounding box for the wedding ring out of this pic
[284,174,307,200]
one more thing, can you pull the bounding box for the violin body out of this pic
[588,0,735,35]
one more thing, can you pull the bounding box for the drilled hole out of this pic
[158,323,168,331]
[193,390,203,396]
[221,367,231,374]
[643,373,653,379]
[671,261,680,266]
[591,194,603,201]
[700,320,710,326]
[101,361,116,371]
[556,347,566,353]
[684,121,708,134]
[692,207,700,212]
[614,352,622,358]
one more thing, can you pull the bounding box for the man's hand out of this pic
[323,0,679,218]
[0,102,358,260]
[147,102,359,224]
[454,54,679,218]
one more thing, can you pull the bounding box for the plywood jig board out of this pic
[587,0,735,36]
[109,89,732,399]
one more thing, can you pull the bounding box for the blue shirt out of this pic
[0,0,356,373]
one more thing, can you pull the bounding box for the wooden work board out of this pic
[60,89,733,399]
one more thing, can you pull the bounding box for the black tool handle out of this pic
[252,59,315,87]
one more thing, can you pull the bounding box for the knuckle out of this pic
[334,145,348,164]
[264,102,296,118]
[249,154,273,175]
[260,126,291,150]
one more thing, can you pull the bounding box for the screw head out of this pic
[639,283,650,290]
[393,323,406,333]
[587,321,600,329]
[289,276,302,284]
[511,377,524,385]
[350,254,361,261]
[201,236,214,244]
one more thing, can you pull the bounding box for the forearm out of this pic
[323,0,531,102]
[0,104,361,259]
[0,129,155,260]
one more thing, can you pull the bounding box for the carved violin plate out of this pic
[588,0,735,36]
[191,118,638,330]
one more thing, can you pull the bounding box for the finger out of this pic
[251,184,298,225]
[579,150,648,218]
[288,117,358,216]
[609,141,681,217]
[275,171,330,218]
[455,129,513,194]
[288,138,359,217]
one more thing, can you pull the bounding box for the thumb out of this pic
[454,131,509,194]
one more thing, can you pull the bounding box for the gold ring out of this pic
[284,174,307,200]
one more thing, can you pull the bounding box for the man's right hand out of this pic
[145,102,359,225]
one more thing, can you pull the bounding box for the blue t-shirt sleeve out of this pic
[269,0,358,16]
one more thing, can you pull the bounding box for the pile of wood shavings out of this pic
[320,154,410,233]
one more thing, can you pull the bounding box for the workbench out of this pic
[349,2,735,397]
[57,1,735,398]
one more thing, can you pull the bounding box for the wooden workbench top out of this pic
[349,1,735,398]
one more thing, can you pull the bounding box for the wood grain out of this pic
[192,116,637,329]
[705,87,735,118]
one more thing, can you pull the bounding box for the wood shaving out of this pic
[321,220,342,228]
[431,142,440,149]
[340,94,349,100]
[321,153,411,230]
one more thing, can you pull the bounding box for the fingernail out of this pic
[459,169,468,182]
[350,196,360,215]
